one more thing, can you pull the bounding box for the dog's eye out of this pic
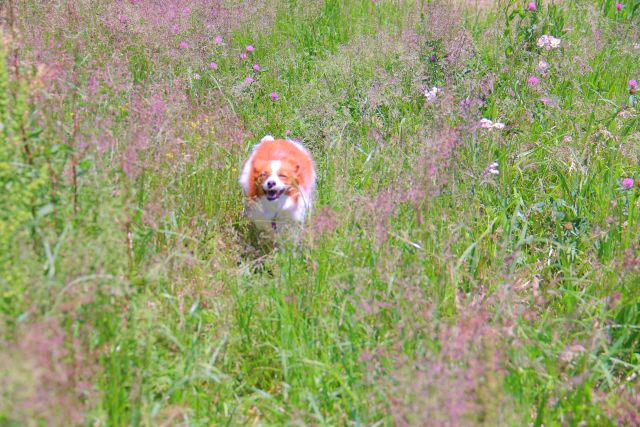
[278,174,287,179]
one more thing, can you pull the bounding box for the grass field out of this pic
[1,0,640,425]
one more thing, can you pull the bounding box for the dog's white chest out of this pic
[246,194,307,231]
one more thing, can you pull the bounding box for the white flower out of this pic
[634,43,640,49]
[424,86,441,102]
[480,118,494,128]
[537,35,561,50]
[484,161,500,176]
[193,72,201,80]
[479,118,505,129]
[536,59,549,73]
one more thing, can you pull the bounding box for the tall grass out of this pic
[1,0,639,425]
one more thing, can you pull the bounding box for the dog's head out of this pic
[252,158,300,201]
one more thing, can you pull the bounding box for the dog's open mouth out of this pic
[266,188,285,201]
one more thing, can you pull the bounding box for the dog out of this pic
[239,135,316,232]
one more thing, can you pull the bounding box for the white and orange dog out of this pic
[239,135,316,231]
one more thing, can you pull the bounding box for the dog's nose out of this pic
[266,180,276,189]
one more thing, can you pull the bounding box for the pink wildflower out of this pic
[270,91,279,101]
[622,178,634,189]
[253,63,261,71]
[246,45,254,52]
[537,35,561,50]
[209,62,218,70]
[245,76,254,84]
[179,41,189,49]
[171,24,180,34]
[214,36,223,44]
[527,2,536,11]
[629,79,638,89]
[527,75,540,86]
[479,118,505,129]
[239,53,247,60]
[536,59,549,73]
[616,3,623,10]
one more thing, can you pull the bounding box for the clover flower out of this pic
[527,76,540,86]
[622,178,634,189]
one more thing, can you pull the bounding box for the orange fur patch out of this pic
[248,139,314,201]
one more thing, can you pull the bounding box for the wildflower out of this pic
[634,43,640,49]
[479,118,494,128]
[209,62,218,70]
[246,45,254,52]
[245,76,254,84]
[171,24,180,34]
[193,72,200,80]
[527,75,540,86]
[479,118,505,129]
[527,2,536,11]
[622,178,634,189]
[424,86,441,102]
[536,59,549,73]
[214,36,223,44]
[87,73,99,96]
[630,79,638,89]
[179,41,189,49]
[239,53,247,60]
[430,54,437,62]
[483,161,500,176]
[252,63,261,71]
[270,91,279,101]
[537,35,561,50]
[314,206,339,234]
[616,3,623,10]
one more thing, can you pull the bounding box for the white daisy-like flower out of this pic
[537,35,561,50]
[424,86,441,102]
[479,118,505,129]
[483,161,500,177]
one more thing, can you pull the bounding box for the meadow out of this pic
[1,0,639,425]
